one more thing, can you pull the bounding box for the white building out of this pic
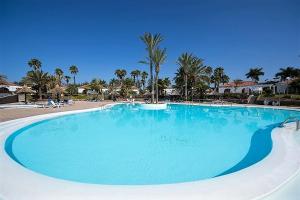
[219,81,276,94]
[0,82,22,97]
[163,88,179,96]
[77,87,85,94]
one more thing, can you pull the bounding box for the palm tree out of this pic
[189,58,211,89]
[152,48,167,103]
[135,70,141,88]
[157,78,171,96]
[275,67,300,81]
[140,32,163,103]
[121,78,134,97]
[177,53,194,101]
[211,67,229,91]
[246,67,264,82]
[55,68,64,86]
[175,59,212,99]
[64,75,71,85]
[69,65,79,85]
[141,71,148,90]
[90,78,104,100]
[130,70,138,83]
[108,78,119,100]
[114,69,127,82]
[25,70,49,100]
[28,58,42,71]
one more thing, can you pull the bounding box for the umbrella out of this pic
[50,85,66,101]
[50,84,65,94]
[16,85,35,103]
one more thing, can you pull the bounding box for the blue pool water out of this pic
[5,104,300,185]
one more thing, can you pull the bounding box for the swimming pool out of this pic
[4,104,300,185]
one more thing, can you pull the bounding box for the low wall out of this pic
[0,95,18,104]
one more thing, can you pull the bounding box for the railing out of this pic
[279,117,300,131]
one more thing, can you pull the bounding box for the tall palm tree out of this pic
[135,70,141,88]
[130,70,138,83]
[140,32,163,103]
[246,67,264,82]
[55,68,64,86]
[141,71,148,90]
[275,67,300,81]
[114,69,127,82]
[152,48,167,103]
[177,53,194,101]
[64,75,71,85]
[69,65,79,85]
[28,58,42,71]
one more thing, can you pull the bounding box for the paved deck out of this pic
[0,101,112,122]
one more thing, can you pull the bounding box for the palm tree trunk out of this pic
[39,87,42,100]
[155,72,158,104]
[150,61,154,103]
[184,74,188,101]
[73,75,76,85]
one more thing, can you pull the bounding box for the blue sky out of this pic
[0,0,299,83]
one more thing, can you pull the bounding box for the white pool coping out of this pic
[1,103,300,200]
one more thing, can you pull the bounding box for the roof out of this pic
[221,81,256,87]
[0,80,18,86]
[16,86,35,94]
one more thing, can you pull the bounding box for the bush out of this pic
[262,88,274,97]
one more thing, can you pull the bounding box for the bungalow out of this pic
[0,81,22,97]
[219,81,275,94]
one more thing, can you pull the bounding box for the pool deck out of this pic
[1,103,300,200]
[0,101,112,122]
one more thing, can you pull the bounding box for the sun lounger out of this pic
[48,100,61,108]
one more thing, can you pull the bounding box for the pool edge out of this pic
[1,103,300,200]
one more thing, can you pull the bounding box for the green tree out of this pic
[152,48,167,103]
[108,78,120,99]
[25,70,49,100]
[211,67,229,91]
[90,78,105,100]
[177,53,194,101]
[245,67,264,82]
[28,58,42,71]
[130,70,139,84]
[157,77,171,96]
[140,32,163,103]
[64,75,71,85]
[175,56,211,99]
[114,69,127,82]
[55,68,64,86]
[121,78,134,97]
[275,67,300,81]
[69,65,79,85]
